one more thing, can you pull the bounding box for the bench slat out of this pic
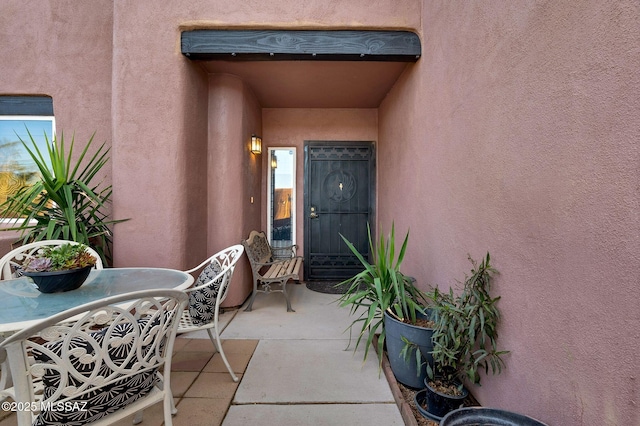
[294,258,302,275]
[264,258,302,281]
[265,263,285,279]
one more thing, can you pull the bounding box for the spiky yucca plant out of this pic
[338,223,429,365]
[0,129,127,265]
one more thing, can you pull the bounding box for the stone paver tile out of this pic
[220,339,259,354]
[173,337,191,353]
[171,371,200,397]
[203,351,253,374]
[171,351,212,372]
[179,338,218,353]
[184,372,239,400]
[0,412,16,426]
[107,398,168,426]
[175,397,229,426]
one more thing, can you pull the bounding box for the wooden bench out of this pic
[241,231,303,312]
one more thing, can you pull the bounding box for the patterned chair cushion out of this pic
[31,317,163,426]
[11,264,24,278]
[188,259,224,326]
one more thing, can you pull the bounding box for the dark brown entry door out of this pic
[304,141,375,280]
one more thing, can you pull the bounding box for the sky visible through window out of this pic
[0,117,54,208]
[0,118,53,171]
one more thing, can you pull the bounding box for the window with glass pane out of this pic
[0,117,55,214]
[268,148,296,254]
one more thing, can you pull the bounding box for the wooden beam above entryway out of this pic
[181,30,421,62]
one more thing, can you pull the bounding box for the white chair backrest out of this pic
[0,239,103,280]
[183,245,244,326]
[0,289,187,426]
[185,244,244,303]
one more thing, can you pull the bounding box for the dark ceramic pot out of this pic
[440,407,549,426]
[383,309,434,389]
[23,266,92,293]
[415,379,469,421]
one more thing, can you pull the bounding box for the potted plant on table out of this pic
[415,252,510,421]
[21,243,97,293]
[338,223,435,389]
[0,129,128,265]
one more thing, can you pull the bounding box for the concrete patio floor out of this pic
[0,282,404,426]
[219,283,403,425]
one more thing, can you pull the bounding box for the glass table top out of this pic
[0,267,193,333]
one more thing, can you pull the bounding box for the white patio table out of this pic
[0,267,193,334]
[0,267,194,417]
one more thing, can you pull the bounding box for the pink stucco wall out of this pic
[0,0,114,252]
[379,2,639,425]
[207,74,262,306]
[0,1,113,142]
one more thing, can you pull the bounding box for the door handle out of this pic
[310,206,319,219]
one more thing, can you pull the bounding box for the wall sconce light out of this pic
[271,153,278,169]
[251,134,262,154]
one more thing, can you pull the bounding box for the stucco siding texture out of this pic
[379,1,639,425]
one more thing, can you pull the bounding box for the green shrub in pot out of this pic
[422,252,509,417]
[337,223,430,367]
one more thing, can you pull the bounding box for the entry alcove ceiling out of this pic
[181,30,421,108]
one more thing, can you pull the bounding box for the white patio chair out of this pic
[0,239,104,397]
[0,239,104,280]
[177,244,244,382]
[0,289,188,426]
[0,240,103,400]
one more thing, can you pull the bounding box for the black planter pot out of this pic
[415,379,469,421]
[383,309,434,389]
[23,266,93,293]
[440,407,549,426]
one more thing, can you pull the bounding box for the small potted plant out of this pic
[415,252,510,421]
[21,243,97,293]
[338,223,434,389]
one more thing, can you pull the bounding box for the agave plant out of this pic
[338,223,429,365]
[0,129,127,265]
